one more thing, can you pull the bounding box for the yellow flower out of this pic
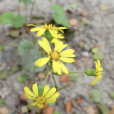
[35,37,76,75]
[27,23,68,37]
[91,60,103,85]
[51,31,65,45]
[24,83,60,109]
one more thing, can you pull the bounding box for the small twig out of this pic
[43,71,50,86]
[57,83,71,91]
[29,0,37,23]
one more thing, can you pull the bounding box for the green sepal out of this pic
[45,30,52,41]
[86,69,96,76]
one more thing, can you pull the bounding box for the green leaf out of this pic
[90,90,102,103]
[0,12,15,25]
[54,111,61,114]
[20,0,33,5]
[68,72,78,82]
[17,74,29,83]
[12,15,25,28]
[93,52,104,60]
[50,4,70,28]
[0,44,4,51]
[110,92,114,99]
[18,39,46,72]
[91,48,99,54]
[71,4,77,9]
[0,70,8,79]
[0,99,3,104]
[97,104,110,114]
[8,65,21,75]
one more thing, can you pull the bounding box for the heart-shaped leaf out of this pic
[93,52,104,60]
[17,74,29,83]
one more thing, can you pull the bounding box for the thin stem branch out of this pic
[18,0,20,15]
[68,71,86,73]
[43,71,50,86]
[57,83,71,91]
[29,0,37,23]
[51,72,57,88]
[29,65,36,89]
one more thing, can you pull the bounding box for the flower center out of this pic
[49,51,60,61]
[36,96,46,104]
[43,23,53,30]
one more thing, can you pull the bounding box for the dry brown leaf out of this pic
[25,27,30,34]
[42,106,55,114]
[69,18,78,27]
[76,96,83,104]
[60,74,70,82]
[20,93,27,101]
[0,107,8,114]
[38,72,45,79]
[65,100,72,113]
[99,4,107,11]
[83,106,96,114]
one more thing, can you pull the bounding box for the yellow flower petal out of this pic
[38,40,51,53]
[54,41,63,51]
[31,102,37,106]
[35,57,50,67]
[27,24,36,26]
[43,85,49,96]
[37,29,46,37]
[24,86,36,98]
[42,38,51,52]
[56,62,61,75]
[52,60,57,73]
[47,92,60,100]
[24,92,35,99]
[61,54,76,57]
[60,49,75,56]
[37,103,43,109]
[60,57,75,63]
[30,27,41,32]
[58,44,68,52]
[47,99,56,103]
[45,87,56,98]
[32,83,38,97]
[60,62,68,74]
[91,77,98,85]
[49,29,57,36]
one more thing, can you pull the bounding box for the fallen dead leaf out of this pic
[0,107,8,114]
[42,106,55,114]
[60,74,70,82]
[25,27,30,34]
[69,18,78,27]
[76,96,83,104]
[38,72,45,79]
[99,4,107,11]
[65,100,72,114]
[83,106,96,114]
[20,93,27,101]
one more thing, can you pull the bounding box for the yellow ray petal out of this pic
[60,62,68,74]
[42,38,51,52]
[61,54,76,57]
[91,77,98,85]
[47,92,60,100]
[56,62,61,75]
[31,102,37,106]
[52,60,57,73]
[60,49,75,56]
[32,83,38,97]
[30,27,41,32]
[54,41,63,51]
[37,103,43,109]
[27,24,36,26]
[24,92,35,99]
[45,87,56,98]
[47,99,56,103]
[43,85,50,96]
[60,57,75,63]
[35,57,50,67]
[37,29,46,37]
[24,86,36,97]
[58,44,68,52]
[49,29,57,36]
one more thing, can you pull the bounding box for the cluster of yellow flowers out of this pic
[24,23,103,109]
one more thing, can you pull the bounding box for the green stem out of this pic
[43,71,50,86]
[57,83,71,91]
[51,72,57,88]
[18,0,20,15]
[29,65,36,89]
[29,0,36,23]
[68,71,86,74]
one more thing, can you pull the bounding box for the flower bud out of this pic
[86,69,96,76]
